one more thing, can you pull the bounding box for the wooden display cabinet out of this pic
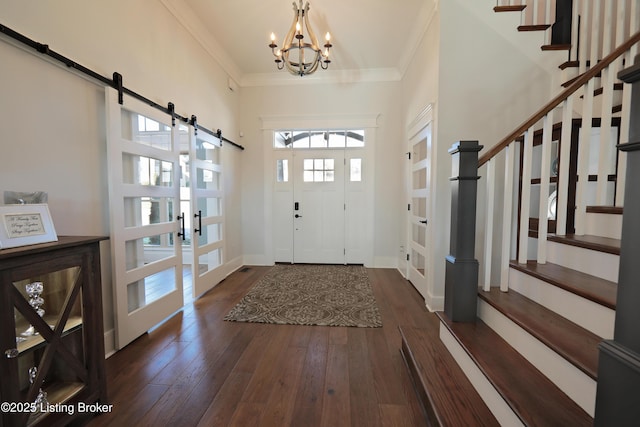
[0,236,108,427]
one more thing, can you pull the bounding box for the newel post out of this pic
[594,55,640,426]
[444,140,483,322]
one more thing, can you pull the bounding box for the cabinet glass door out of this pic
[10,265,86,426]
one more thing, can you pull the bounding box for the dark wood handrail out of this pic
[479,30,640,167]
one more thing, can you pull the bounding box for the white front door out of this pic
[293,150,346,264]
[407,121,433,299]
[106,88,184,349]
[188,127,225,298]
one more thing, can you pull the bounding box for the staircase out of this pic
[401,1,640,425]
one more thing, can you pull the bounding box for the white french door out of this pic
[407,121,433,299]
[106,87,184,349]
[292,150,346,264]
[188,127,225,298]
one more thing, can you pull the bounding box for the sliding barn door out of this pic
[188,126,226,298]
[106,88,184,349]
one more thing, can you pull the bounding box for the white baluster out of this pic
[578,0,590,75]
[545,0,554,45]
[537,114,553,264]
[591,0,602,61]
[556,95,574,235]
[483,159,495,292]
[576,81,594,235]
[594,1,615,206]
[570,0,581,61]
[500,143,516,291]
[518,128,534,264]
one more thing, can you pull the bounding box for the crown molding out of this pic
[241,67,402,87]
[160,0,433,89]
[159,0,243,83]
[398,1,438,80]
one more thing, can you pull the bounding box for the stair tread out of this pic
[510,260,617,309]
[400,324,500,427]
[548,233,620,255]
[542,43,571,51]
[494,5,526,13]
[437,312,593,426]
[479,288,600,379]
[518,24,551,32]
[586,205,623,215]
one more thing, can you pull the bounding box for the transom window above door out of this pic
[274,129,364,149]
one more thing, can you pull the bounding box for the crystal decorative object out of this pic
[21,282,45,337]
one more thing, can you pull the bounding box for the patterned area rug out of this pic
[224,264,382,328]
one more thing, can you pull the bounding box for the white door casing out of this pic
[270,142,371,265]
[263,115,378,267]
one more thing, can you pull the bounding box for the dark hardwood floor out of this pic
[85,266,435,427]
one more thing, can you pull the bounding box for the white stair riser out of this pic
[439,323,525,427]
[547,240,619,282]
[509,268,615,339]
[585,212,622,240]
[478,299,596,416]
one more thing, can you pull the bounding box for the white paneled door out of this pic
[407,121,433,299]
[106,88,184,349]
[188,126,225,298]
[293,150,346,264]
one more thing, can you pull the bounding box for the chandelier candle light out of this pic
[269,0,332,76]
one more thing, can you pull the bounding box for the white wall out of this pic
[400,0,558,309]
[0,0,565,332]
[0,0,241,351]
[238,81,404,267]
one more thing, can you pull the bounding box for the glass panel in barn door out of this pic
[407,121,432,300]
[188,126,226,298]
[106,87,184,350]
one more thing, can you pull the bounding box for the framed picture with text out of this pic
[0,204,58,249]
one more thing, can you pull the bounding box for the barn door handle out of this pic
[194,210,202,236]
[177,213,186,240]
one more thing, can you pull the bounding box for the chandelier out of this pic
[268,0,332,76]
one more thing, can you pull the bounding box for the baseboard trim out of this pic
[104,328,116,359]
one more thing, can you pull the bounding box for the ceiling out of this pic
[160,0,436,86]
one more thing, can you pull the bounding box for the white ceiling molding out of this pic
[241,67,402,87]
[161,0,432,88]
[397,2,439,80]
[159,0,243,84]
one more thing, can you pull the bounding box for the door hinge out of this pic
[408,203,411,211]
[406,152,411,160]
[406,253,410,261]
[344,203,346,210]
[344,248,346,255]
